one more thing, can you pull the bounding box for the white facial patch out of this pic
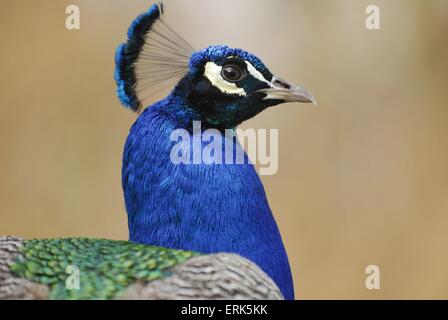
[204,62,246,96]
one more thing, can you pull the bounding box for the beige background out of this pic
[1,0,448,299]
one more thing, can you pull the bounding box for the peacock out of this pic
[0,3,316,300]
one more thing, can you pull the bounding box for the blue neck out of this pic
[122,96,294,299]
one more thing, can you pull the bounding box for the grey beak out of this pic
[259,77,317,105]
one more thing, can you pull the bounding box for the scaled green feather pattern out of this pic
[10,238,200,300]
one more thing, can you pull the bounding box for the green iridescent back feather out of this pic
[9,238,200,299]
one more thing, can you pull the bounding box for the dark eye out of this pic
[221,64,245,82]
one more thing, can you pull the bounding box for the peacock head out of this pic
[115,3,316,129]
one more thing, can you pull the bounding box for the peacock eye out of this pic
[221,64,246,82]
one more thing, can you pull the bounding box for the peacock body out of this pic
[0,2,316,300]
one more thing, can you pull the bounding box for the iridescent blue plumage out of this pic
[122,98,294,300]
[116,2,317,301]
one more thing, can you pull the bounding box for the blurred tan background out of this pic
[1,0,448,299]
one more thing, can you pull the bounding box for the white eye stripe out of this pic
[204,62,246,96]
[245,61,273,88]
[203,60,273,96]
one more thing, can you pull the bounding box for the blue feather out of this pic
[122,94,295,300]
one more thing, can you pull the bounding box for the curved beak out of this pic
[259,77,317,106]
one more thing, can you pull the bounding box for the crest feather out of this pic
[115,3,194,112]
